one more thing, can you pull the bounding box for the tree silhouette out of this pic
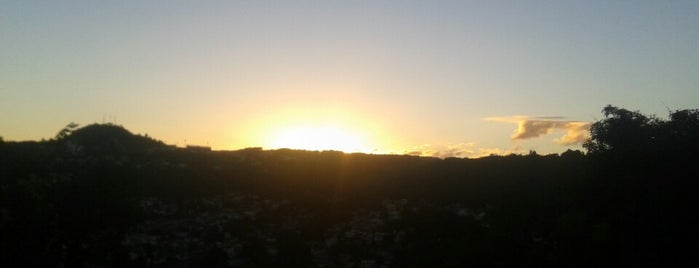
[666,108,699,158]
[584,106,660,156]
[584,105,699,165]
[54,122,80,140]
[583,105,699,265]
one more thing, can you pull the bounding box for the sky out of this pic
[2,1,698,157]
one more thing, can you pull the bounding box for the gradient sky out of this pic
[2,1,698,157]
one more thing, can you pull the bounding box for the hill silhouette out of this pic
[1,106,698,267]
[56,123,166,154]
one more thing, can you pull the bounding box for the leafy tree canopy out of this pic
[584,105,699,164]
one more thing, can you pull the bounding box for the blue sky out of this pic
[2,1,698,156]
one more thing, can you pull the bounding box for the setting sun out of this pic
[266,125,368,153]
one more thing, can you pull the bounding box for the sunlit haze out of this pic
[265,125,368,153]
[2,1,698,157]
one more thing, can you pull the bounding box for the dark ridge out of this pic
[58,123,166,154]
[1,105,698,267]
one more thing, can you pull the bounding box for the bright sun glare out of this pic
[266,126,368,153]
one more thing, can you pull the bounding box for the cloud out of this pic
[485,116,591,145]
[484,116,528,123]
[404,143,523,159]
[404,143,475,158]
[555,122,591,145]
[532,116,566,120]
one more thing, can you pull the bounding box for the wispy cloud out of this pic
[485,116,591,145]
[404,143,523,158]
[400,115,590,158]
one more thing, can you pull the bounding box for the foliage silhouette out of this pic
[1,106,697,267]
[585,105,699,166]
[57,123,166,154]
[584,105,699,266]
[55,122,80,140]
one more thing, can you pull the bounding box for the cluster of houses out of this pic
[122,193,490,267]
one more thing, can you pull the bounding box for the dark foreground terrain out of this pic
[1,106,697,267]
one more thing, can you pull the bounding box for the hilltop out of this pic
[56,123,167,154]
[1,106,698,267]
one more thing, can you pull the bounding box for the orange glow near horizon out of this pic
[264,125,370,153]
[239,104,385,153]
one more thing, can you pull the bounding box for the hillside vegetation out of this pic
[1,106,697,267]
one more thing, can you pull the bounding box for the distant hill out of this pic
[58,123,166,154]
